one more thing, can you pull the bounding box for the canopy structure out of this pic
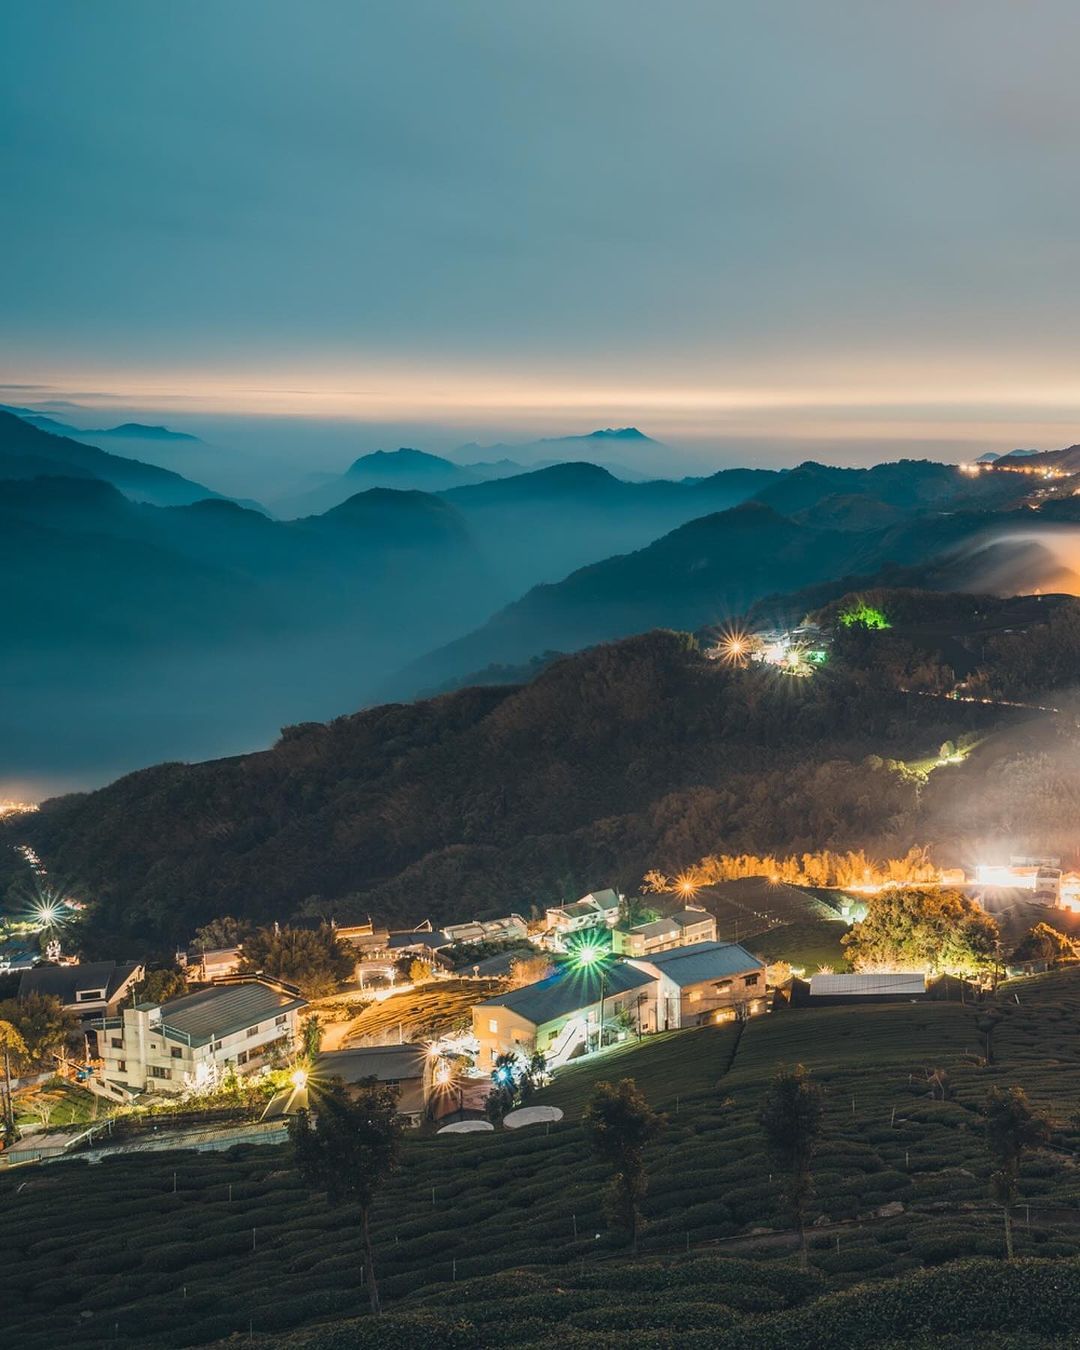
[503,1105,564,1129]
[437,1120,495,1134]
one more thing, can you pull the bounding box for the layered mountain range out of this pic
[2,404,1079,799]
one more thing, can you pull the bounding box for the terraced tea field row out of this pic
[4,973,1080,1347]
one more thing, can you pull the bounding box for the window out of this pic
[110,1038,123,1049]
[246,1025,260,1038]
[714,979,732,991]
[149,1065,170,1079]
[75,988,106,1003]
[274,1014,287,1027]
[117,1059,126,1073]
[211,1040,222,1052]
[744,973,760,988]
[170,1046,183,1059]
[488,1018,498,1034]
[688,989,701,1003]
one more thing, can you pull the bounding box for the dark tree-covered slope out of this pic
[5,630,1008,947]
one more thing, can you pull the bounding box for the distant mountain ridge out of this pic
[274,427,674,517]
[0,409,218,507]
[0,404,201,443]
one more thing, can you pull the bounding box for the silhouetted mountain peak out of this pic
[346,447,458,476]
[583,426,651,441]
[317,487,469,536]
[99,423,199,441]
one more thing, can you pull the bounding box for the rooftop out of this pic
[317,1044,428,1084]
[386,930,451,950]
[809,973,926,997]
[641,941,765,986]
[581,888,620,909]
[671,908,715,928]
[18,960,142,1005]
[477,959,654,1027]
[634,918,681,940]
[159,980,307,1047]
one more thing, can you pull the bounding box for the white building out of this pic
[443,914,529,944]
[612,907,717,957]
[629,942,766,1028]
[183,946,244,982]
[95,978,307,1096]
[975,858,1061,899]
[544,889,622,935]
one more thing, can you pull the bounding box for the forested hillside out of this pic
[4,629,1015,949]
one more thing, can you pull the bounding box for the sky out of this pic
[6,2,1080,477]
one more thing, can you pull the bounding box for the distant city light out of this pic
[572,942,606,967]
[34,901,62,928]
[434,1060,452,1086]
[290,1068,308,1090]
[0,800,38,818]
[677,876,698,898]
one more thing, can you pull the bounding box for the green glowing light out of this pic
[838,602,890,630]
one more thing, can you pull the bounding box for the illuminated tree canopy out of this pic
[838,601,891,630]
[842,886,999,977]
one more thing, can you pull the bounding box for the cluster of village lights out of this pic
[715,628,828,677]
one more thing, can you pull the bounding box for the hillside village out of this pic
[5,866,1080,1347]
[4,834,1080,1165]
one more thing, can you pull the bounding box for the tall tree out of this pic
[0,1019,28,1137]
[0,993,76,1068]
[240,924,354,998]
[984,1086,1051,1260]
[1011,923,1079,967]
[300,1012,323,1062]
[290,1079,403,1314]
[192,915,254,951]
[484,1052,518,1124]
[135,968,189,1004]
[975,1009,1004,1066]
[759,1064,823,1270]
[582,1077,664,1254]
[842,887,999,979]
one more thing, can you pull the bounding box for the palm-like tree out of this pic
[0,1019,29,1138]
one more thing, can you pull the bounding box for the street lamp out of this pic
[571,942,609,1054]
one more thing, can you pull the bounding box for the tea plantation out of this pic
[5,972,1080,1348]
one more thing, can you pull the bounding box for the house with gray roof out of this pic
[611,906,717,958]
[629,942,766,1028]
[544,888,622,936]
[93,977,307,1097]
[472,958,656,1070]
[19,959,145,1022]
[316,1044,434,1124]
